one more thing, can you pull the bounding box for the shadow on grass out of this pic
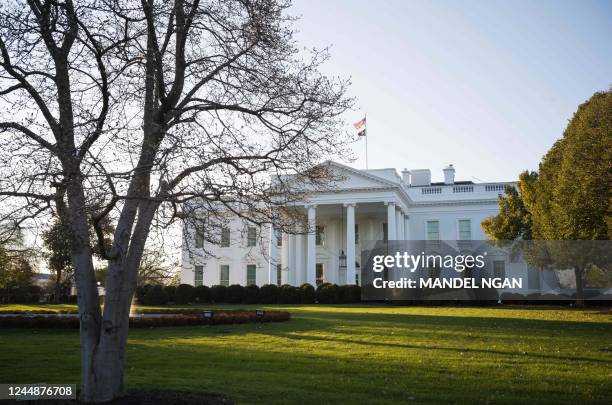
[121,326,612,405]
[273,331,612,364]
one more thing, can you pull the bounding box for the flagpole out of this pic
[365,113,368,170]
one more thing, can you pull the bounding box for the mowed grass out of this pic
[1,304,611,404]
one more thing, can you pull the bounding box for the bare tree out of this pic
[0,0,352,401]
[137,248,177,286]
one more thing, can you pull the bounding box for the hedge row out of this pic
[0,286,44,304]
[136,283,362,305]
[0,310,290,329]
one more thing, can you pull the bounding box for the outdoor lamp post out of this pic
[339,251,347,269]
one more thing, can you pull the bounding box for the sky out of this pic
[292,0,612,183]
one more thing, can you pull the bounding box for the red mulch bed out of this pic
[0,310,290,329]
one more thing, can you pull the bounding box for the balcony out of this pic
[409,182,514,202]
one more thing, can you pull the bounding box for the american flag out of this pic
[353,117,366,137]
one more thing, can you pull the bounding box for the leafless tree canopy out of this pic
[0,0,352,401]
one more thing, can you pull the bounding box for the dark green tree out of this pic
[43,214,114,303]
[0,229,35,303]
[42,218,73,303]
[482,89,612,304]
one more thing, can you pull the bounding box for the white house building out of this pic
[180,161,557,292]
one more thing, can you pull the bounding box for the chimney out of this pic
[408,169,431,186]
[401,168,410,186]
[443,164,455,185]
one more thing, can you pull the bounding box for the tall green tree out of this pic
[482,171,536,240]
[483,89,612,303]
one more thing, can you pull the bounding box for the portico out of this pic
[272,199,410,286]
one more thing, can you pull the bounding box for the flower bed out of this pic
[0,309,74,315]
[0,310,290,329]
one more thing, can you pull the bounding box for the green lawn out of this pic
[1,304,611,404]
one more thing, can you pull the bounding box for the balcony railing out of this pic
[421,187,442,195]
[453,185,474,193]
[416,183,512,197]
[485,184,506,192]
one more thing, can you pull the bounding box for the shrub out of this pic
[279,284,299,304]
[499,292,528,305]
[226,284,244,304]
[338,285,361,303]
[164,285,177,302]
[11,286,43,304]
[299,283,315,304]
[243,285,260,304]
[175,284,195,305]
[143,285,169,306]
[210,285,227,303]
[135,284,152,304]
[259,284,280,304]
[316,283,339,304]
[193,285,211,303]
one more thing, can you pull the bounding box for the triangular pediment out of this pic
[324,161,399,190]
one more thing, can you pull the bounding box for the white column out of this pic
[288,231,296,285]
[404,215,410,240]
[396,208,402,241]
[345,203,356,285]
[386,202,397,241]
[398,211,404,241]
[268,224,278,284]
[306,205,317,286]
[295,222,304,285]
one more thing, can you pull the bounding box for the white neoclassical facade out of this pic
[181,161,529,288]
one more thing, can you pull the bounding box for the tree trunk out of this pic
[79,201,158,402]
[87,270,134,402]
[54,269,62,304]
[62,175,103,402]
[574,266,584,307]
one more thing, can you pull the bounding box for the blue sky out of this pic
[292,0,612,183]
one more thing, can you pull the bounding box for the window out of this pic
[428,256,442,278]
[194,265,203,287]
[247,226,257,247]
[316,263,324,286]
[458,220,471,240]
[276,264,282,286]
[426,220,439,240]
[220,227,230,247]
[276,233,282,247]
[493,261,505,279]
[355,272,360,286]
[220,265,230,286]
[528,267,540,289]
[316,226,324,246]
[383,223,388,242]
[246,264,257,285]
[195,231,204,248]
[355,224,359,244]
